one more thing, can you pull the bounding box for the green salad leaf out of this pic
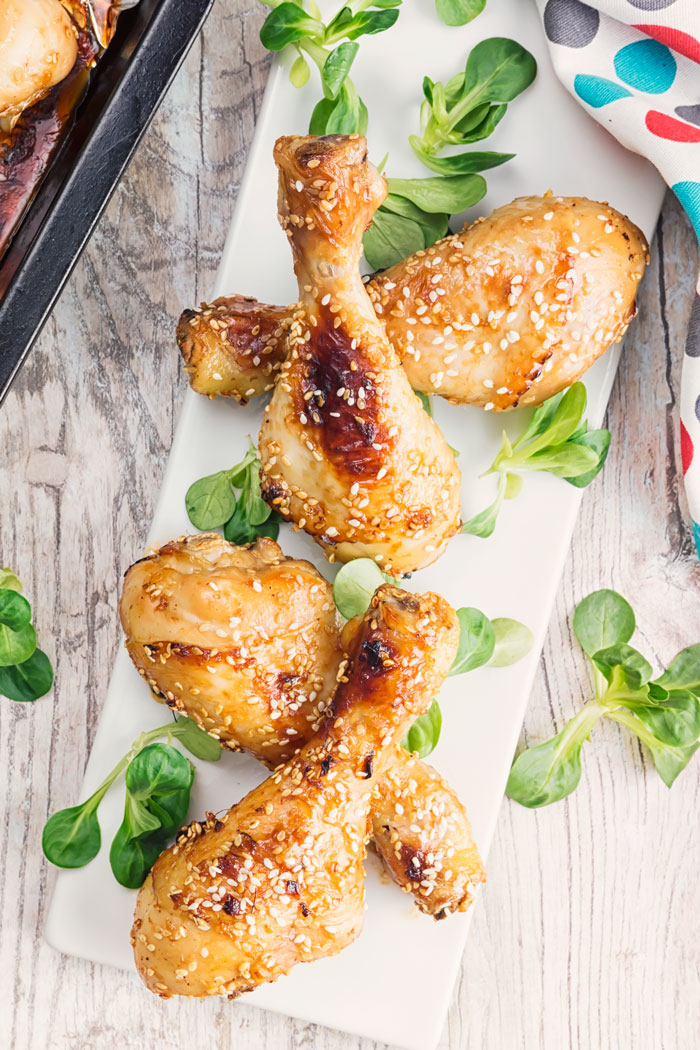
[42,717,221,882]
[402,700,442,758]
[435,0,486,27]
[507,590,700,808]
[410,37,536,175]
[110,743,195,889]
[186,439,283,545]
[462,385,611,539]
[0,574,54,702]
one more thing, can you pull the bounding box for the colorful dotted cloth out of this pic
[537,0,700,555]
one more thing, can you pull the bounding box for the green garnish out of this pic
[489,617,534,667]
[0,571,54,702]
[254,4,534,271]
[259,0,402,134]
[364,39,536,270]
[185,439,283,544]
[462,384,611,539]
[401,699,442,758]
[333,558,392,619]
[506,590,700,808]
[363,172,486,271]
[109,744,195,889]
[410,37,536,174]
[42,716,221,886]
[332,558,532,756]
[435,0,485,25]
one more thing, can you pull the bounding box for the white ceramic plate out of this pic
[45,1,665,1047]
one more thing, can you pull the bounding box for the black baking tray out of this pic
[0,0,215,406]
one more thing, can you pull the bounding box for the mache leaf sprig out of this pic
[42,716,221,888]
[365,39,537,270]
[0,570,54,702]
[410,37,537,175]
[259,0,402,134]
[462,383,611,539]
[363,171,486,271]
[333,558,533,758]
[185,438,283,545]
[506,589,700,808]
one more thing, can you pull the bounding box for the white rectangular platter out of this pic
[45,1,665,1048]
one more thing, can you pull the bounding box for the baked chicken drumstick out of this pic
[121,534,485,920]
[132,583,459,998]
[258,134,462,576]
[178,194,648,410]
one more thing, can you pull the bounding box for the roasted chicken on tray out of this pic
[0,0,136,258]
[0,0,78,132]
[132,583,459,998]
[121,533,485,920]
[258,134,462,575]
[178,194,648,411]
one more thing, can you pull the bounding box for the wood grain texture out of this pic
[1,3,699,1048]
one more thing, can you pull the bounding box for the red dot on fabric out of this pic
[633,24,700,65]
[645,110,700,142]
[681,420,694,474]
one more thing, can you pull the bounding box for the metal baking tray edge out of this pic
[0,0,215,406]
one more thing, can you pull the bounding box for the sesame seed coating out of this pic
[132,585,461,999]
[178,195,648,413]
[257,134,462,575]
[121,533,484,920]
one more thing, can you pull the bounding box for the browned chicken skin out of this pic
[258,135,462,575]
[132,584,459,998]
[121,534,341,762]
[121,534,485,919]
[178,295,292,401]
[178,194,648,410]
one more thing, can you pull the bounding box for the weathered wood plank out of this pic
[1,3,699,1048]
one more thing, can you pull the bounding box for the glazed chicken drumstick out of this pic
[121,534,485,919]
[132,583,459,999]
[178,194,648,410]
[257,134,462,576]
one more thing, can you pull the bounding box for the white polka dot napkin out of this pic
[537,0,700,554]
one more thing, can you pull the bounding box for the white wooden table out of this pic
[2,3,700,1047]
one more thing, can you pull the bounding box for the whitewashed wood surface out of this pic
[2,3,700,1048]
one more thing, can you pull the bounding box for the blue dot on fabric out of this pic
[672,181,700,240]
[574,74,632,108]
[614,39,677,94]
[694,519,700,560]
